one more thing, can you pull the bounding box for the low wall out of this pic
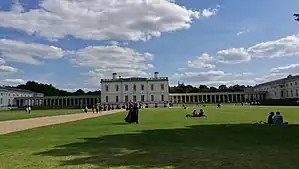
[259,98,299,106]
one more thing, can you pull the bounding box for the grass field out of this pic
[1,105,299,169]
[0,109,83,121]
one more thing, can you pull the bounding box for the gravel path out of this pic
[0,110,124,135]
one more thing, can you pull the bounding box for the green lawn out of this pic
[1,105,299,169]
[0,109,83,121]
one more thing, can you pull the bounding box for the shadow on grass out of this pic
[34,124,299,169]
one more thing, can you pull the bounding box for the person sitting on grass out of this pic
[186,109,205,117]
[273,112,288,125]
[198,109,205,117]
[267,112,274,124]
[256,112,274,125]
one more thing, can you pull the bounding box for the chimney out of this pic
[154,72,159,79]
[112,73,117,79]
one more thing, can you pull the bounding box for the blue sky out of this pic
[0,0,298,91]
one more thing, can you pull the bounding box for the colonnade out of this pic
[15,95,101,108]
[169,92,246,104]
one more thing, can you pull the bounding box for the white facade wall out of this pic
[253,76,299,99]
[101,78,169,105]
[0,88,42,108]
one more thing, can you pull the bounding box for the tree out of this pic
[218,85,227,92]
[9,81,101,96]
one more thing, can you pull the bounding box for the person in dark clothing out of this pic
[198,109,205,117]
[125,103,139,124]
[273,112,288,125]
[267,112,274,125]
[186,109,205,117]
[125,103,133,123]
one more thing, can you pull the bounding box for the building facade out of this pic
[101,72,169,107]
[170,92,245,104]
[246,74,299,101]
[0,86,44,109]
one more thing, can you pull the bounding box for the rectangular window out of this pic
[133,84,136,91]
[287,90,289,97]
[161,84,164,90]
[281,91,284,97]
[133,95,137,102]
[151,95,154,101]
[296,89,298,96]
[141,95,145,102]
[125,85,128,91]
[115,85,119,91]
[291,90,294,97]
[161,95,164,101]
[105,85,109,92]
[125,95,129,102]
[116,96,119,102]
[151,84,154,90]
[295,82,298,85]
[141,84,144,91]
[105,96,109,103]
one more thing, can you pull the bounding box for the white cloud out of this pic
[236,29,250,36]
[0,78,25,86]
[187,53,216,69]
[0,0,219,41]
[171,70,259,87]
[0,65,18,73]
[0,58,5,65]
[68,45,155,87]
[270,63,299,74]
[0,39,64,65]
[11,0,24,13]
[213,34,299,64]
[216,48,251,64]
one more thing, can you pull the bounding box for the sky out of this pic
[0,0,299,91]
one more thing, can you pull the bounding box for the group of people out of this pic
[258,111,288,125]
[25,105,31,113]
[124,102,139,124]
[186,109,206,117]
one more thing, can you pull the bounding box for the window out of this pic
[151,84,154,90]
[106,96,109,103]
[295,82,298,85]
[0,98,2,104]
[281,91,284,97]
[125,95,129,102]
[105,85,109,92]
[287,90,289,97]
[291,90,294,97]
[133,84,136,91]
[296,89,298,96]
[151,95,154,101]
[161,84,164,90]
[115,85,119,91]
[141,95,145,102]
[125,84,128,91]
[133,95,137,102]
[161,95,164,101]
[141,84,144,91]
[291,83,293,86]
[274,92,277,96]
[116,96,119,102]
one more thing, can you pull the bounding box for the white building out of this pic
[247,74,299,101]
[0,86,44,109]
[101,72,169,107]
